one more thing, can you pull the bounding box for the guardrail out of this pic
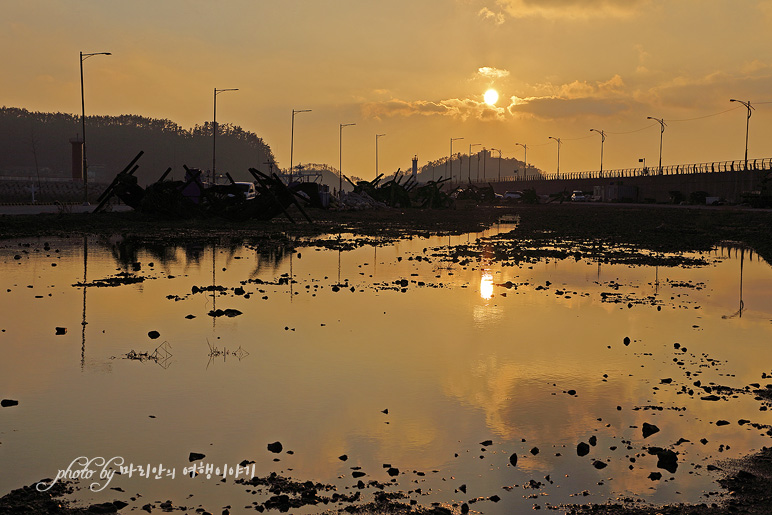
[466,157,772,183]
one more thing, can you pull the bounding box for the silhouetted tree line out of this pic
[0,107,275,185]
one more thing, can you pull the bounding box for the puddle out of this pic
[1,226,771,513]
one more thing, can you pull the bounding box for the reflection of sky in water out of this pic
[0,234,771,513]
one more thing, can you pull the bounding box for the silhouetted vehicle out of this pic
[504,190,523,201]
[231,182,256,200]
[571,190,588,202]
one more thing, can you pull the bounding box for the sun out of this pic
[483,88,499,106]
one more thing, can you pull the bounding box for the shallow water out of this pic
[1,225,771,513]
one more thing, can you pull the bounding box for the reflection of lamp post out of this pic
[339,123,355,196]
[80,51,111,205]
[548,136,562,175]
[730,99,754,171]
[290,109,312,182]
[590,128,605,175]
[469,143,481,181]
[647,116,666,174]
[375,133,386,177]
[515,142,527,178]
[213,88,238,183]
[450,137,463,183]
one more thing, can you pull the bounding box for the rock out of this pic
[458,484,467,493]
[577,442,590,457]
[1,399,19,407]
[588,435,597,446]
[716,420,730,426]
[489,495,501,502]
[189,452,205,462]
[648,447,678,473]
[480,440,493,446]
[702,395,721,401]
[338,454,348,461]
[387,467,399,477]
[148,330,160,339]
[642,422,660,438]
[55,327,67,335]
[352,471,366,478]
[509,453,518,466]
[185,314,196,319]
[382,409,389,414]
[267,441,283,453]
[648,472,662,481]
[592,460,607,469]
[623,336,631,346]
[530,447,539,455]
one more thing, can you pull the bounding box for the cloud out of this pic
[478,7,506,24]
[362,97,506,121]
[493,0,649,19]
[507,96,630,119]
[477,66,510,79]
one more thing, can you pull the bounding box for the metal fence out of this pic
[467,157,772,183]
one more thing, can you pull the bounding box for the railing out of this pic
[463,157,772,184]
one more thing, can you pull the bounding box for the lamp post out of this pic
[647,116,666,174]
[339,122,355,196]
[730,99,754,171]
[213,88,238,184]
[515,142,527,178]
[80,51,111,205]
[375,133,386,177]
[450,137,464,184]
[590,128,605,176]
[469,143,481,181]
[548,136,562,176]
[491,148,502,181]
[290,109,312,182]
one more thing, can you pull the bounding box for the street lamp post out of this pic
[515,143,528,178]
[339,123,355,196]
[469,143,481,182]
[548,136,562,176]
[647,116,666,174]
[590,128,606,176]
[730,99,754,170]
[80,51,111,205]
[450,137,464,184]
[491,148,502,181]
[290,109,312,183]
[375,133,386,177]
[213,88,238,184]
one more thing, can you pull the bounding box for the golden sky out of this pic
[4,0,772,178]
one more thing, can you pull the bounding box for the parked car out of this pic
[570,190,588,202]
[232,182,257,200]
[503,190,523,201]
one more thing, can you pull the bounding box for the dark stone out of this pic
[489,495,501,502]
[648,472,662,481]
[588,435,597,446]
[530,447,539,455]
[509,453,518,466]
[648,447,678,473]
[623,336,631,346]
[1,399,19,407]
[55,327,67,335]
[716,420,730,426]
[267,441,283,453]
[642,422,660,438]
[189,452,205,462]
[480,440,493,446]
[458,484,467,493]
[592,460,607,469]
[577,442,590,457]
[702,395,721,401]
[387,467,399,477]
[148,330,160,339]
[352,471,366,478]
[338,455,348,461]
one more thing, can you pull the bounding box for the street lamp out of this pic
[290,109,312,182]
[213,88,238,183]
[590,128,606,175]
[548,136,562,176]
[469,143,481,181]
[450,137,464,183]
[647,116,666,174]
[375,133,386,177]
[80,51,111,205]
[339,123,355,196]
[515,142,528,178]
[730,99,754,170]
[491,148,502,181]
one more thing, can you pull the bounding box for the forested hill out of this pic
[0,107,276,185]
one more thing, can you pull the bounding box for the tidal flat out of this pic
[1,204,771,514]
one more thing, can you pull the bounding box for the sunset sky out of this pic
[4,0,772,178]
